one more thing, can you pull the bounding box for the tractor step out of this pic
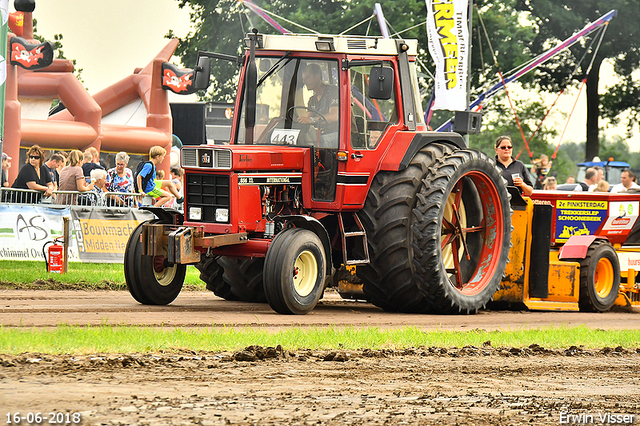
[339,212,369,265]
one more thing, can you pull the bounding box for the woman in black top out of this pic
[494,136,534,196]
[11,145,54,203]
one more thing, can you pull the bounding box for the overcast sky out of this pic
[21,0,640,154]
[32,0,193,95]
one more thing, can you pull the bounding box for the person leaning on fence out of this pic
[106,151,135,206]
[137,146,183,207]
[58,149,96,204]
[1,152,11,188]
[78,168,108,206]
[82,147,105,178]
[10,145,54,203]
[43,153,65,192]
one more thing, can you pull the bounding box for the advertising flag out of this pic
[425,0,469,111]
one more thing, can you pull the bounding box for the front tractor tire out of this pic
[263,228,326,314]
[358,144,511,314]
[576,240,620,312]
[124,220,186,305]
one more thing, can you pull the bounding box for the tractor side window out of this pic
[349,62,398,149]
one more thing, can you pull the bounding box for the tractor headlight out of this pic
[189,207,202,221]
[215,208,229,223]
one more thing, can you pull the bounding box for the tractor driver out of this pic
[296,63,339,148]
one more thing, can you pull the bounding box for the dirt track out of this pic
[2,290,640,329]
[1,290,640,425]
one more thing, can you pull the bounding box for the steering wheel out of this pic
[287,106,328,127]
[255,116,284,145]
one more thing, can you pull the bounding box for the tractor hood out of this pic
[181,145,306,172]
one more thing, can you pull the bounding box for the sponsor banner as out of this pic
[425,0,469,111]
[0,204,79,261]
[0,205,153,263]
[70,207,153,263]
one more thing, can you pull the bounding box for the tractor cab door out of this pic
[341,60,399,206]
[290,59,341,202]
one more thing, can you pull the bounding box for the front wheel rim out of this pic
[154,256,177,286]
[293,250,318,297]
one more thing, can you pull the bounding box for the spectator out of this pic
[59,149,96,204]
[78,169,108,206]
[543,176,557,190]
[594,180,610,192]
[610,170,640,193]
[43,153,65,191]
[170,167,184,193]
[578,168,597,191]
[588,166,605,191]
[82,147,105,178]
[137,146,183,207]
[106,151,135,206]
[1,152,11,188]
[494,135,534,196]
[531,154,553,190]
[566,176,575,184]
[10,145,53,203]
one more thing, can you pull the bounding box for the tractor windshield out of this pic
[236,57,340,148]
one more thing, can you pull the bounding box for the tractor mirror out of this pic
[193,56,212,90]
[368,66,394,100]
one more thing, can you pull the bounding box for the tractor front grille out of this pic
[185,173,230,223]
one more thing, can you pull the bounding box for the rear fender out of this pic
[392,133,465,171]
[278,215,332,275]
[558,235,604,260]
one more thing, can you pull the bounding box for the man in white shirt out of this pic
[610,170,640,193]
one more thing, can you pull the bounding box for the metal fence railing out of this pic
[0,188,148,208]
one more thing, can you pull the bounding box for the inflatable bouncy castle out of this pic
[3,0,198,183]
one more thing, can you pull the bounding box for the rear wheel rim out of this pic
[594,257,614,298]
[440,172,503,296]
[293,250,317,297]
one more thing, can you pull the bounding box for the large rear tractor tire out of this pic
[414,149,512,314]
[219,257,266,303]
[263,228,326,314]
[577,240,620,312]
[124,220,186,305]
[197,257,266,302]
[195,257,240,301]
[357,144,511,314]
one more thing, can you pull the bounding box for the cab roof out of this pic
[245,33,418,56]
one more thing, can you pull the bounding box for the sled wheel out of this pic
[219,257,266,303]
[578,240,620,312]
[124,220,186,305]
[195,256,240,301]
[263,228,326,314]
[415,149,511,314]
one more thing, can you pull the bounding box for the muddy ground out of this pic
[1,290,640,425]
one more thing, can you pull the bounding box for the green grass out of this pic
[0,260,204,290]
[1,325,639,355]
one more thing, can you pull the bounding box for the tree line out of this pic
[167,0,639,180]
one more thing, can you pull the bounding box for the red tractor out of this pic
[124,31,512,314]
